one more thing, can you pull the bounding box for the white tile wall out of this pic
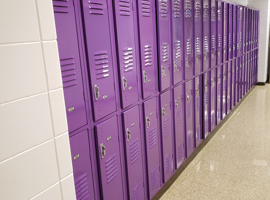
[0,0,75,199]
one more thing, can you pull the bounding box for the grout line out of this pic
[29,181,61,200]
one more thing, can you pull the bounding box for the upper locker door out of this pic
[183,0,194,79]
[237,6,243,56]
[114,0,139,108]
[53,0,87,132]
[137,0,157,99]
[210,0,217,68]
[122,106,145,200]
[95,116,124,200]
[157,0,171,91]
[217,0,222,65]
[195,76,203,147]
[81,0,117,121]
[194,0,203,76]
[160,90,174,182]
[228,4,233,59]
[210,68,217,132]
[143,97,161,199]
[223,2,228,62]
[171,0,184,84]
[243,7,246,53]
[232,5,237,58]
[203,0,210,71]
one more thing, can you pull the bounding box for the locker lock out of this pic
[126,128,131,142]
[94,85,99,101]
[162,66,166,76]
[211,79,214,86]
[174,62,177,72]
[162,108,166,118]
[100,143,106,159]
[68,107,75,112]
[224,49,226,54]
[204,53,207,60]
[146,117,150,128]
[205,84,207,91]
[196,89,199,96]
[185,58,189,68]
[195,55,199,63]
[143,71,147,83]
[229,47,231,52]
[233,46,235,50]
[186,94,190,101]
[218,49,220,56]
[122,77,127,90]
[175,100,178,109]
[211,51,214,58]
[218,77,220,83]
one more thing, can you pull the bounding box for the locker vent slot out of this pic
[160,0,168,17]
[203,4,209,19]
[75,173,90,200]
[105,154,118,183]
[195,2,201,18]
[150,167,159,189]
[133,183,143,200]
[130,139,140,164]
[196,126,201,141]
[119,0,131,16]
[60,57,77,88]
[176,108,182,127]
[204,92,209,105]
[165,154,172,174]
[175,40,181,59]
[196,96,200,111]
[187,134,192,150]
[142,0,151,17]
[204,119,208,135]
[177,145,183,163]
[89,1,104,15]
[123,47,134,72]
[173,0,180,18]
[94,51,110,80]
[162,43,169,63]
[149,128,157,149]
[218,34,221,49]
[211,85,215,100]
[53,0,68,13]
[144,45,153,67]
[186,102,192,119]
[163,118,170,136]
[211,112,215,126]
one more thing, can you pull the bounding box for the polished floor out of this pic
[160,85,270,200]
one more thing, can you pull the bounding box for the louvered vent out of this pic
[204,91,208,105]
[173,0,180,18]
[144,45,152,67]
[60,57,77,88]
[177,145,183,162]
[162,43,169,63]
[53,0,68,13]
[211,112,215,126]
[163,118,170,136]
[211,85,214,100]
[176,108,182,127]
[94,50,110,80]
[130,139,139,164]
[160,0,168,17]
[75,173,90,200]
[149,128,157,149]
[175,40,181,59]
[165,154,172,173]
[150,167,159,189]
[218,34,221,49]
[204,121,208,135]
[187,102,192,119]
[196,96,200,111]
[142,0,151,17]
[89,1,104,15]
[197,126,201,140]
[123,47,134,73]
[133,183,143,200]
[188,134,192,150]
[105,154,118,183]
[119,0,131,16]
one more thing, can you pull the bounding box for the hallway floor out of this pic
[160,85,270,199]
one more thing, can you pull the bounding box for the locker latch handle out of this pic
[122,77,127,90]
[162,66,165,77]
[211,51,214,58]
[143,71,147,83]
[196,89,199,96]
[146,117,150,128]
[204,53,207,60]
[175,100,178,109]
[195,55,198,63]
[100,143,106,159]
[211,79,214,86]
[186,94,190,101]
[185,58,189,68]
[174,62,177,72]
[162,108,166,118]
[94,85,99,101]
[218,49,220,56]
[126,128,131,142]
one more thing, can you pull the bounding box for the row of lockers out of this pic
[69,51,258,200]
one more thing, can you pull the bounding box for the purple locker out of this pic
[246,53,250,91]
[237,6,243,56]
[227,61,231,114]
[185,80,195,157]
[242,54,246,97]
[222,2,228,62]
[238,57,242,101]
[70,130,96,200]
[137,0,157,99]
[231,59,235,109]
[194,0,203,75]
[242,7,246,54]
[228,4,233,59]
[122,106,145,200]
[183,0,194,79]
[216,65,222,124]
[210,68,217,132]
[203,72,210,138]
[247,52,251,90]
[203,0,210,72]
[143,97,161,199]
[171,0,184,84]
[232,4,237,58]
[248,9,251,51]
[174,84,186,168]
[160,90,174,182]
[53,0,87,132]
[222,64,227,119]
[251,10,254,50]
[210,0,217,68]
[95,116,124,200]
[217,0,222,65]
[157,0,171,91]
[114,0,139,108]
[195,76,203,147]
[235,59,239,103]
[81,0,117,121]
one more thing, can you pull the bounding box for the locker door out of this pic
[217,65,222,124]
[122,106,145,200]
[203,72,210,138]
[231,59,235,109]
[242,8,246,54]
[227,61,231,114]
[232,5,237,58]
[95,116,124,200]
[157,0,171,91]
[222,64,227,119]
[235,61,239,104]
[160,90,174,182]
[194,0,203,75]
[195,76,203,147]
[114,0,139,108]
[137,0,157,99]
[242,55,246,96]
[228,4,233,60]
[203,0,210,72]
[248,9,251,51]
[143,97,160,199]
[223,2,228,62]
[171,0,184,84]
[70,130,95,200]
[238,57,242,101]
[183,0,194,79]
[237,6,243,56]
[53,0,87,132]
[246,53,250,91]
[81,0,117,121]
[210,68,217,132]
[174,84,185,168]
[210,0,217,68]
[217,0,222,65]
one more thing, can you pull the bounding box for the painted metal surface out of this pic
[216,65,222,125]
[227,61,231,114]
[237,6,243,56]
[195,76,203,147]
[228,4,233,59]
[235,58,239,103]
[232,4,237,58]
[238,56,242,101]
[210,68,217,132]
[217,0,222,65]
[231,59,235,109]
[210,0,217,68]
[222,2,228,62]
[222,63,227,119]
[203,72,210,138]
[203,0,210,71]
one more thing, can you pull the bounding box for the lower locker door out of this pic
[122,106,145,200]
[203,72,210,138]
[160,90,174,182]
[70,130,95,200]
[143,97,161,199]
[174,84,185,168]
[227,61,231,114]
[238,58,243,100]
[95,116,124,200]
[217,66,222,124]
[195,76,203,147]
[210,68,217,132]
[235,64,239,104]
[231,59,235,109]
[222,64,227,119]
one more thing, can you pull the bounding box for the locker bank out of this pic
[0,0,264,200]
